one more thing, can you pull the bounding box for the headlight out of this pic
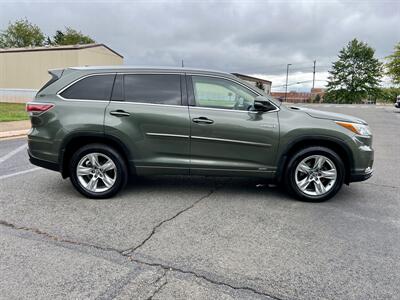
[335,121,371,136]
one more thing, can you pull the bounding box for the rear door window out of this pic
[123,74,181,105]
[60,74,115,100]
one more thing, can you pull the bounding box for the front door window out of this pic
[192,76,257,111]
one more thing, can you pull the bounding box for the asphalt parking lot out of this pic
[1,104,399,299]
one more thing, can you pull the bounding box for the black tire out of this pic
[69,143,128,199]
[284,146,345,202]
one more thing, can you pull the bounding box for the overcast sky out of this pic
[1,0,399,91]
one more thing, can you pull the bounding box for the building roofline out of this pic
[231,73,272,84]
[0,43,124,58]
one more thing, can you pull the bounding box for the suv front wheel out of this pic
[285,146,345,202]
[69,144,128,199]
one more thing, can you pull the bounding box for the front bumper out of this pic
[350,167,373,182]
[348,136,374,183]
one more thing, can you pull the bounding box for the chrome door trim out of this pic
[191,167,275,173]
[189,103,280,114]
[146,133,189,139]
[191,136,271,147]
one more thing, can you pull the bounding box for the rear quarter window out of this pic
[60,74,115,100]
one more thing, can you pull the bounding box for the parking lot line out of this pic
[0,144,27,164]
[0,167,41,180]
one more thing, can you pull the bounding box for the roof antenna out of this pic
[181,59,184,68]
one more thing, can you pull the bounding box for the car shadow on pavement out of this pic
[123,175,295,201]
[55,173,347,204]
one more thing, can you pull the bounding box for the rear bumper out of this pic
[28,150,59,172]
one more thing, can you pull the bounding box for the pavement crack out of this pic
[1,180,282,299]
[0,220,121,254]
[146,270,168,300]
[0,218,282,299]
[122,188,215,255]
[360,181,399,189]
[128,257,283,300]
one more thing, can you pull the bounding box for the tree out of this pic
[378,87,400,103]
[386,42,400,85]
[325,39,383,103]
[0,18,45,48]
[50,27,95,45]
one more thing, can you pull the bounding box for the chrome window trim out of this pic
[191,135,271,147]
[55,71,279,113]
[110,101,185,109]
[187,73,280,113]
[57,73,116,102]
[190,106,259,114]
[56,72,185,104]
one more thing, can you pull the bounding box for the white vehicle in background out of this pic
[395,95,400,108]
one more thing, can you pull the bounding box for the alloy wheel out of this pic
[76,153,117,193]
[294,154,337,196]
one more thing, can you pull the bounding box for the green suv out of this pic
[27,67,374,201]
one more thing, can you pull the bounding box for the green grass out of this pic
[0,102,29,122]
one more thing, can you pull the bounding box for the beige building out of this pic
[231,73,272,95]
[0,43,123,102]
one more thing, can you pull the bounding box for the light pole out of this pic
[285,63,291,102]
[312,60,316,89]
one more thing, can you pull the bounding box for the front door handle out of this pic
[110,110,130,117]
[192,117,214,124]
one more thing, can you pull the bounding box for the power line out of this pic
[273,79,327,88]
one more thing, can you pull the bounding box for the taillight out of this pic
[26,103,54,114]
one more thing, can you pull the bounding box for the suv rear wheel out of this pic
[69,144,128,199]
[285,146,345,202]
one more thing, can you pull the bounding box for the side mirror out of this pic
[253,101,267,111]
[250,100,274,112]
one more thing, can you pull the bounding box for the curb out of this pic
[0,129,29,139]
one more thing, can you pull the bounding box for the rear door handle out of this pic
[110,110,130,117]
[192,117,214,124]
